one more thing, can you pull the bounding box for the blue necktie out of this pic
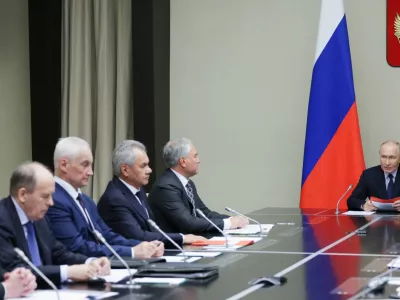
[25,221,41,266]
[388,173,395,199]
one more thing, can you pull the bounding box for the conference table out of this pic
[62,207,400,299]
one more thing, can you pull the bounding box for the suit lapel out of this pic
[5,197,30,259]
[167,169,196,212]
[393,169,400,198]
[114,178,150,224]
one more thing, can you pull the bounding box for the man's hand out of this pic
[151,241,164,257]
[393,200,400,212]
[133,241,158,259]
[229,216,249,229]
[90,257,111,276]
[362,200,377,212]
[67,264,97,281]
[3,268,37,298]
[183,234,207,244]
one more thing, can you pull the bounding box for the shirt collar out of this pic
[385,169,398,179]
[170,168,189,187]
[11,196,30,226]
[118,178,140,195]
[54,176,82,200]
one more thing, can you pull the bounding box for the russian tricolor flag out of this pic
[300,0,365,209]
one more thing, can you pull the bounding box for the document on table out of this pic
[224,224,274,235]
[12,290,119,300]
[342,211,376,216]
[161,256,202,263]
[99,268,137,283]
[370,196,398,211]
[127,277,186,285]
[177,251,222,257]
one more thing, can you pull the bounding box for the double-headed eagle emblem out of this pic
[395,13,400,43]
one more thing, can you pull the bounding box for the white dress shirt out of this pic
[170,169,231,230]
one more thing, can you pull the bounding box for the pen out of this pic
[275,222,295,225]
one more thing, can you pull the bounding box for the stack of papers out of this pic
[127,277,186,285]
[224,224,274,235]
[387,258,400,268]
[161,256,201,263]
[99,268,137,283]
[342,211,376,216]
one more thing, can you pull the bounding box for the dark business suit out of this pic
[347,165,400,210]
[0,197,87,286]
[98,176,183,246]
[148,169,229,233]
[0,266,5,300]
[46,183,141,258]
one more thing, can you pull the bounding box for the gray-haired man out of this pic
[147,138,248,234]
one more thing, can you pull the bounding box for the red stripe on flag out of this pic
[300,102,365,209]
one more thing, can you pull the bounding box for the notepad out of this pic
[161,256,201,263]
[99,268,137,283]
[224,224,275,235]
[370,196,400,211]
[177,251,222,257]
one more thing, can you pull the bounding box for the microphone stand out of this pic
[14,247,60,300]
[225,206,263,235]
[196,209,229,248]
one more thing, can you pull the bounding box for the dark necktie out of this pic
[135,191,149,218]
[185,182,197,217]
[25,221,42,266]
[76,194,99,243]
[388,173,395,199]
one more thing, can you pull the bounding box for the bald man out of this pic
[0,162,110,287]
[347,140,400,212]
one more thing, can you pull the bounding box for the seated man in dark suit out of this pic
[47,137,164,259]
[0,267,36,299]
[147,137,249,233]
[0,162,110,287]
[347,140,400,211]
[98,140,206,247]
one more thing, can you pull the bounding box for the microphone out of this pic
[14,247,60,300]
[225,206,263,235]
[93,230,134,285]
[196,209,229,248]
[147,219,188,260]
[335,184,353,215]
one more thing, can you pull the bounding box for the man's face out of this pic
[61,148,94,189]
[21,176,55,221]
[122,150,152,189]
[181,144,200,177]
[380,143,400,173]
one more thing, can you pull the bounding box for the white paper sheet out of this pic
[99,268,137,283]
[127,277,186,285]
[224,224,274,235]
[161,256,201,263]
[12,290,117,300]
[342,211,376,216]
[177,251,222,257]
[371,200,396,211]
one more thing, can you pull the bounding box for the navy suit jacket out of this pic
[147,169,229,233]
[347,165,400,210]
[0,196,87,286]
[0,266,5,300]
[46,183,140,258]
[98,176,183,246]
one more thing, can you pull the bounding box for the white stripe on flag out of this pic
[314,0,345,63]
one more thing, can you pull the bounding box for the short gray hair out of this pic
[53,137,91,169]
[10,161,51,197]
[163,137,192,168]
[112,140,147,176]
